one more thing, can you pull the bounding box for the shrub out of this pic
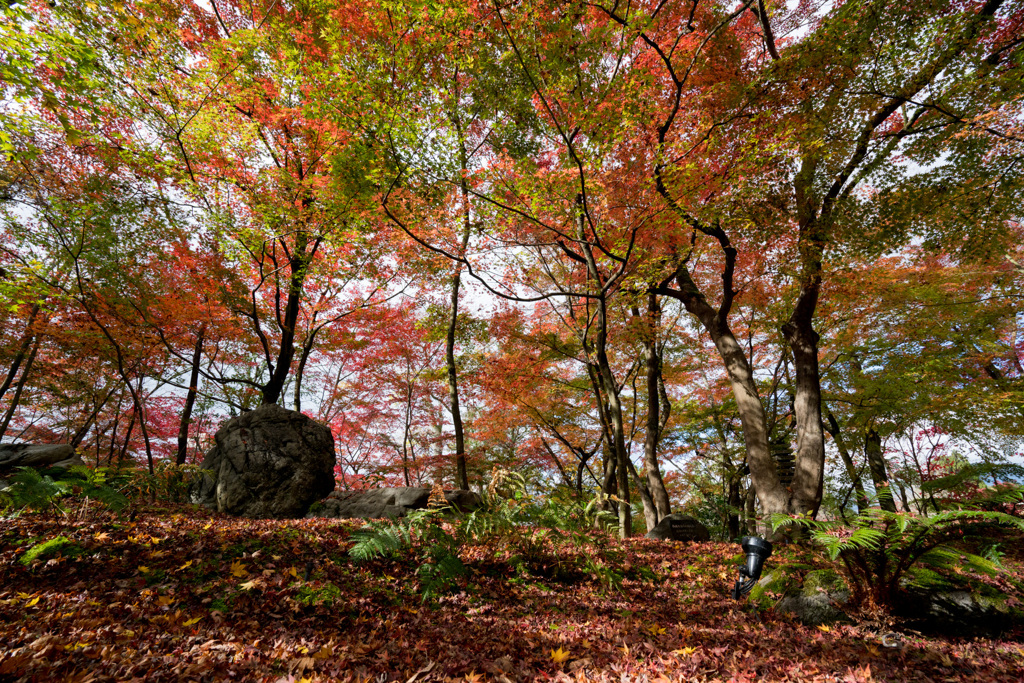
[348,470,624,600]
[1,464,127,518]
[771,498,1024,615]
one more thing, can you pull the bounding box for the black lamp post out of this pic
[731,536,773,599]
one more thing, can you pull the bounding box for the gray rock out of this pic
[776,591,852,626]
[750,569,852,626]
[898,587,1023,635]
[645,514,711,542]
[309,486,482,519]
[190,404,335,519]
[0,444,83,472]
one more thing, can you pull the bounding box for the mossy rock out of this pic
[749,568,852,626]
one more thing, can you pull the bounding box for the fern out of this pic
[772,506,1024,613]
[348,522,414,561]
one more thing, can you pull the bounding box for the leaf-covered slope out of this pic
[1,506,1022,682]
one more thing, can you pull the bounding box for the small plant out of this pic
[110,462,208,503]
[19,536,81,566]
[1,464,127,518]
[349,507,467,601]
[771,501,1024,614]
[296,582,343,607]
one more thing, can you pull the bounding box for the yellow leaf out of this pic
[672,646,698,656]
[94,532,110,541]
[17,592,33,600]
[230,561,247,578]
[26,596,40,607]
[549,647,571,664]
[866,643,881,656]
[183,616,202,626]
[239,579,260,591]
[148,550,167,559]
[178,560,193,571]
[138,566,151,574]
[157,595,173,607]
[287,566,300,579]
[312,644,335,660]
[817,625,831,633]
[203,523,212,530]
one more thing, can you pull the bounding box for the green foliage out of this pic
[1,467,69,515]
[1,464,127,517]
[110,462,208,503]
[19,535,80,566]
[296,582,343,607]
[349,508,466,601]
[772,505,1024,613]
[348,473,625,601]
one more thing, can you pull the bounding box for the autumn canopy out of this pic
[1,0,1022,535]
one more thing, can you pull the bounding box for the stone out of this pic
[0,444,87,489]
[645,514,711,542]
[897,587,1023,636]
[189,404,336,519]
[308,486,483,519]
[0,444,84,473]
[751,569,852,626]
[776,592,852,626]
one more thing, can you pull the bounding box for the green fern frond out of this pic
[348,523,412,561]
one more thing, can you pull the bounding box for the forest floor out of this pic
[1,504,1023,682]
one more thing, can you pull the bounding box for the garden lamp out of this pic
[730,536,773,599]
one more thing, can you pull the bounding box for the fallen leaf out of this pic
[549,646,571,664]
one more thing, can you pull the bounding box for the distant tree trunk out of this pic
[639,292,672,523]
[446,107,473,491]
[727,469,742,540]
[71,386,114,448]
[176,327,205,465]
[0,303,41,404]
[744,485,757,535]
[0,335,40,440]
[824,410,868,513]
[260,231,322,406]
[117,404,137,466]
[865,427,897,512]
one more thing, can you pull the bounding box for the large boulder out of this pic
[645,513,711,542]
[0,443,84,472]
[0,444,86,489]
[190,404,336,518]
[308,486,482,519]
[751,569,853,627]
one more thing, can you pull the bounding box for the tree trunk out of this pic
[0,303,41,404]
[727,470,741,540]
[639,292,672,523]
[824,410,868,513]
[176,328,205,465]
[0,335,40,440]
[865,426,897,512]
[660,262,788,520]
[446,108,474,491]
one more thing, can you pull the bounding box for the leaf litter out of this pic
[1,504,1022,682]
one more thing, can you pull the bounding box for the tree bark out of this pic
[864,426,897,512]
[0,335,40,440]
[660,262,787,518]
[176,327,205,465]
[638,293,672,523]
[0,303,41,404]
[824,410,868,513]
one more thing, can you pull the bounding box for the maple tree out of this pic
[1,0,1021,551]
